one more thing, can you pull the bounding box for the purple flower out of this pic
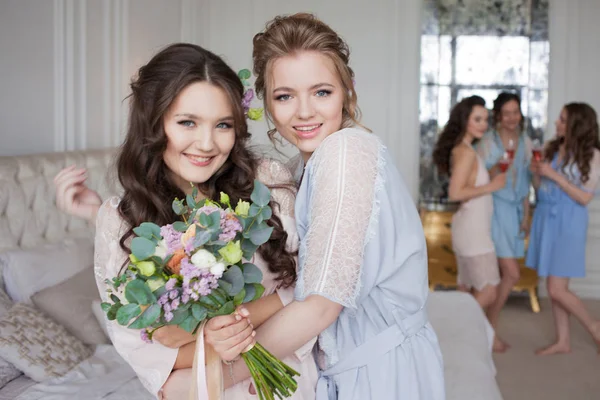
[184,239,195,255]
[171,298,180,310]
[180,257,201,284]
[169,290,179,300]
[242,89,254,112]
[165,278,177,291]
[158,294,169,306]
[219,214,243,242]
[164,312,174,322]
[181,294,190,304]
[140,329,152,344]
[160,225,183,253]
[163,303,172,313]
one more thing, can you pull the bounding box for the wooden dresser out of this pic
[420,205,541,313]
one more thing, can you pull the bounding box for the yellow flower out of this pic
[137,261,156,277]
[220,192,231,208]
[235,200,250,217]
[247,108,264,121]
[218,240,243,265]
[146,276,166,292]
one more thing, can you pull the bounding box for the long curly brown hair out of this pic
[544,102,600,184]
[433,95,487,176]
[116,43,296,287]
[252,13,368,140]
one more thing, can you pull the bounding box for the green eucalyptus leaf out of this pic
[222,265,244,294]
[213,301,235,316]
[172,199,184,215]
[116,303,141,326]
[241,240,259,260]
[250,180,271,207]
[252,283,265,301]
[243,284,256,303]
[168,308,190,325]
[172,221,188,232]
[179,315,200,333]
[249,224,274,246]
[128,304,161,329]
[242,263,263,284]
[192,303,208,321]
[125,279,156,305]
[186,194,196,209]
[131,237,156,260]
[261,206,272,220]
[233,288,246,306]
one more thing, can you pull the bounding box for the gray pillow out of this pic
[31,268,109,345]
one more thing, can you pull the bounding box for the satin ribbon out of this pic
[189,321,223,400]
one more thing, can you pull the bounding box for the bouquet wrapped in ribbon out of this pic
[101,180,299,400]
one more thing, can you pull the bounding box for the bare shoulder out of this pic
[452,143,476,162]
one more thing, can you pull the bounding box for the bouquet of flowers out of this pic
[101,180,299,400]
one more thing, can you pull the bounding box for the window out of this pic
[419,0,549,200]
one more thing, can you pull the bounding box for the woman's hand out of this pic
[53,165,102,222]
[204,307,255,362]
[489,172,507,192]
[519,219,530,238]
[152,325,197,349]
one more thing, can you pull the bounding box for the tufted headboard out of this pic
[0,148,120,253]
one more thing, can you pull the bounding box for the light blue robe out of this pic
[294,128,445,399]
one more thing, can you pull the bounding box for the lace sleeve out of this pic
[94,197,177,398]
[298,129,380,309]
[256,158,298,251]
[582,149,600,193]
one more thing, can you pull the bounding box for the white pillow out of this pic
[0,238,93,303]
[0,303,92,382]
[91,300,110,340]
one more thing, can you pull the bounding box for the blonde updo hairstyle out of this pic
[252,13,367,140]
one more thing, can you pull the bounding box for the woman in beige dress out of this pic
[433,96,506,318]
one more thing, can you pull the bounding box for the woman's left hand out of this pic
[153,325,197,348]
[536,161,558,180]
[519,220,530,238]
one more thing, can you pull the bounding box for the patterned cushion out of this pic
[0,288,20,388]
[0,303,92,382]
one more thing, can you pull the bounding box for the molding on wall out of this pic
[180,0,199,43]
[78,0,87,149]
[53,0,66,152]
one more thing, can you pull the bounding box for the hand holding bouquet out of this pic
[101,181,299,399]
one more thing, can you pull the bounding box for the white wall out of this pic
[0,0,424,200]
[547,0,600,299]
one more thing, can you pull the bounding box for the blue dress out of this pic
[526,154,597,277]
[478,132,532,258]
[294,128,445,399]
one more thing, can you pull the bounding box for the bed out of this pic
[0,148,502,399]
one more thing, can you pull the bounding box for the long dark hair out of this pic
[116,43,296,286]
[492,92,524,132]
[433,95,487,176]
[544,102,600,184]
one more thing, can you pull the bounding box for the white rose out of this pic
[210,262,226,278]
[190,249,217,270]
[153,239,168,259]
